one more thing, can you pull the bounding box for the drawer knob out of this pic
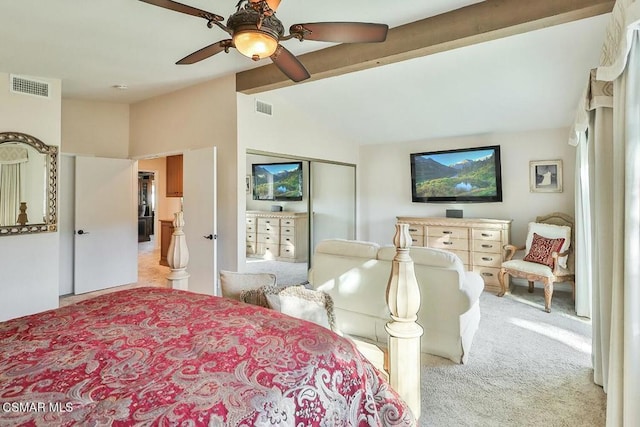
[482,244,493,248]
[482,257,493,261]
[482,272,494,277]
[442,231,453,234]
[481,233,491,237]
[443,241,453,246]
[409,228,418,232]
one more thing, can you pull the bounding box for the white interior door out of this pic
[74,156,137,294]
[183,147,218,296]
[310,162,356,253]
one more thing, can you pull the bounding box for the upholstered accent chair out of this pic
[498,212,575,313]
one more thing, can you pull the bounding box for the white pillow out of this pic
[219,270,276,301]
[525,222,571,268]
[265,285,337,331]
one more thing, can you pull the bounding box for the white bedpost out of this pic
[385,223,423,420]
[167,211,190,291]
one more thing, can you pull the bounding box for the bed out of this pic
[0,287,415,426]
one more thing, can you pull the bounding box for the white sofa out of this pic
[309,239,485,364]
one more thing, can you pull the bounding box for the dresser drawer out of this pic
[472,251,502,268]
[450,250,469,265]
[281,234,296,247]
[246,232,257,242]
[246,242,257,255]
[258,222,280,234]
[472,239,502,254]
[257,242,279,257]
[281,218,297,227]
[472,228,502,241]
[258,217,279,226]
[410,235,425,247]
[281,226,296,237]
[279,244,296,258]
[257,233,280,245]
[427,226,468,240]
[473,266,501,286]
[427,237,469,251]
[246,216,256,226]
[405,224,424,236]
[246,224,256,233]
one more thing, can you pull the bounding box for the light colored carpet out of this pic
[420,284,605,426]
[245,259,309,285]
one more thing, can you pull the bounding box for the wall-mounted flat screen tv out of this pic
[410,145,503,203]
[252,161,303,201]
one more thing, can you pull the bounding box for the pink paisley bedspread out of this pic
[0,287,415,426]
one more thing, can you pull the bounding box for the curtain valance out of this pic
[0,146,28,165]
[598,0,640,82]
[569,70,614,145]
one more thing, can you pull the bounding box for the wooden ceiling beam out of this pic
[236,0,614,94]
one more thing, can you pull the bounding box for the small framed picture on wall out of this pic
[530,160,562,193]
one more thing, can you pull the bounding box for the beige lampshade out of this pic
[233,30,278,59]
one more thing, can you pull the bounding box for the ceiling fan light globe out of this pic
[233,31,278,59]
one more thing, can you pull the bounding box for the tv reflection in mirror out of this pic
[410,145,503,203]
[252,162,303,201]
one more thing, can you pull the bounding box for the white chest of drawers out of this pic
[246,211,308,262]
[397,216,512,292]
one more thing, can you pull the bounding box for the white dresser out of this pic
[396,216,512,293]
[246,211,308,262]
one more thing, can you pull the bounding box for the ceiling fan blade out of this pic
[270,45,310,82]
[176,40,232,64]
[138,0,223,22]
[290,22,389,43]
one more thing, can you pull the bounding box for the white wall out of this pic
[61,99,129,157]
[237,92,359,167]
[130,75,239,270]
[359,128,576,247]
[0,72,61,320]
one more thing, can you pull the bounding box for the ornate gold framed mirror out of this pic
[0,132,58,235]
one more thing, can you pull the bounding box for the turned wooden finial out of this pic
[387,223,421,322]
[385,222,423,420]
[167,211,190,291]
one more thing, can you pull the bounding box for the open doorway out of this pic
[137,157,181,287]
[136,168,168,286]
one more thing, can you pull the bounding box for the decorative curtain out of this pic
[0,145,28,226]
[570,1,640,425]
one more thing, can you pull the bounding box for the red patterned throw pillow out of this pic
[523,233,566,268]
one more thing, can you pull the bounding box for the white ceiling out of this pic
[0,0,610,144]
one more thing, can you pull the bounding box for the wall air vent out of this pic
[10,75,50,98]
[255,99,273,116]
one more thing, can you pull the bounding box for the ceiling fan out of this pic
[139,0,389,82]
